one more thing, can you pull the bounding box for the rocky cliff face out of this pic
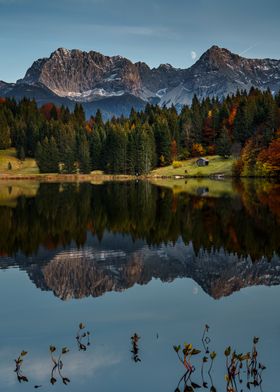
[17,48,142,101]
[1,45,280,116]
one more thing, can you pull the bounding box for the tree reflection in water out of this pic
[0,180,279,260]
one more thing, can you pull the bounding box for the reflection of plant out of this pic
[225,337,266,391]
[14,351,29,383]
[131,333,141,363]
[174,328,266,392]
[202,324,210,353]
[76,322,91,351]
[173,343,206,391]
[49,345,70,386]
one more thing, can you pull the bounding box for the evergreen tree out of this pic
[0,120,11,149]
[154,117,171,166]
[216,128,231,158]
[35,136,59,173]
[77,133,91,174]
[104,124,128,174]
[59,125,77,173]
[233,100,252,144]
[73,104,85,124]
[190,95,203,144]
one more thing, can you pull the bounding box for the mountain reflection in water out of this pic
[0,180,279,300]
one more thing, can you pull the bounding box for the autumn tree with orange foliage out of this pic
[192,143,205,157]
[257,132,280,176]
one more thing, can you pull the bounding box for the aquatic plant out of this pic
[49,345,70,386]
[76,322,91,351]
[14,351,28,383]
[131,333,141,363]
[224,337,266,391]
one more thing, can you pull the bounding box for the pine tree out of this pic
[0,122,11,149]
[73,104,85,124]
[233,100,252,144]
[154,117,171,166]
[77,133,91,174]
[104,124,128,174]
[59,125,77,173]
[191,95,203,144]
[217,128,231,158]
[35,137,59,173]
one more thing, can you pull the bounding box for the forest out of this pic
[0,87,279,176]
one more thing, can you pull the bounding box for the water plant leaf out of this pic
[224,346,231,356]
[184,343,193,351]
[190,348,201,356]
[79,323,85,330]
[63,377,70,385]
[49,346,56,353]
[173,345,181,353]
[210,351,217,360]
[50,377,56,385]
[20,351,28,357]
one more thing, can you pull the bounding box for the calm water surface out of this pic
[0,179,279,392]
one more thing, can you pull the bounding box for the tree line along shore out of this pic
[0,88,279,178]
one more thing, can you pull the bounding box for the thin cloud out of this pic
[240,43,258,56]
[87,24,180,39]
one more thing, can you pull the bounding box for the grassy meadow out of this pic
[151,156,235,178]
[0,148,39,176]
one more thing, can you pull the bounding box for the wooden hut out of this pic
[196,157,209,167]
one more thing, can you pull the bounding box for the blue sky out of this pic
[0,0,280,82]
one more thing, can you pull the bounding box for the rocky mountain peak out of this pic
[194,45,240,71]
[157,63,175,71]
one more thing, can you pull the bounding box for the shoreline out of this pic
[0,173,278,182]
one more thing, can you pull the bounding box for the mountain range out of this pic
[1,45,280,117]
[1,239,280,301]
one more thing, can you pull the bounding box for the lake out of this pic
[0,179,279,392]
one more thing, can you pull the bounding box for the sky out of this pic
[0,0,280,82]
